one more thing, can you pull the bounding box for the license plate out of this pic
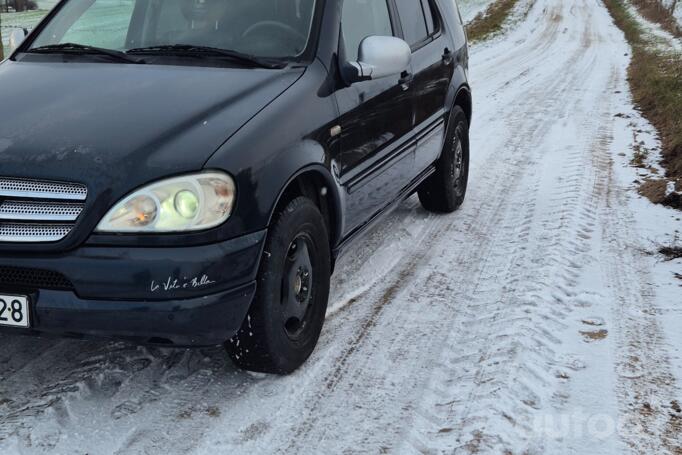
[0,295,30,328]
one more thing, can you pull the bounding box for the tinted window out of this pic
[421,0,436,35]
[342,0,393,62]
[394,0,428,46]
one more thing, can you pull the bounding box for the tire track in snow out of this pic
[401,1,640,453]
[0,341,152,443]
[600,147,682,453]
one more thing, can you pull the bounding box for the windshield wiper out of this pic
[126,45,284,69]
[29,43,146,64]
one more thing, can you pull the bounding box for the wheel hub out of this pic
[294,267,310,302]
[282,235,314,338]
[451,137,464,181]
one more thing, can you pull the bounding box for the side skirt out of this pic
[332,164,436,260]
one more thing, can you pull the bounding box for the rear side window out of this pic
[341,0,393,62]
[394,0,438,47]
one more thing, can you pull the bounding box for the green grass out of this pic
[465,0,521,43]
[603,0,682,183]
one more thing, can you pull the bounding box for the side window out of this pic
[421,0,437,36]
[395,0,438,47]
[394,0,427,46]
[342,0,393,62]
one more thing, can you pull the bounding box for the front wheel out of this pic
[226,197,331,374]
[418,106,470,213]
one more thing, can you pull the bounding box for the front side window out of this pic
[30,0,318,59]
[341,0,393,62]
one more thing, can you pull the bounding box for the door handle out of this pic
[399,71,414,91]
[442,48,454,66]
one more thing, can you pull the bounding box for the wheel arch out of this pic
[268,165,343,258]
[454,84,473,127]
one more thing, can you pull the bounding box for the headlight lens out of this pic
[96,171,236,233]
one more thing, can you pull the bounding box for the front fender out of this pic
[205,60,342,241]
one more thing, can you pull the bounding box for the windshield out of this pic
[29,0,317,59]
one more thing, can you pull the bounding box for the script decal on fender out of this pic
[150,274,216,293]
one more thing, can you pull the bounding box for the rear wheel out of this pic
[226,197,331,374]
[418,106,470,213]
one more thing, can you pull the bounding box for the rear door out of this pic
[334,0,417,233]
[394,0,454,172]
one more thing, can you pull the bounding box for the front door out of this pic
[333,0,416,234]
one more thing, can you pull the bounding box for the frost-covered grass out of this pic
[604,0,682,194]
[631,0,681,37]
[1,10,49,49]
[465,0,521,42]
[456,0,497,23]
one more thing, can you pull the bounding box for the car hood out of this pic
[0,60,303,197]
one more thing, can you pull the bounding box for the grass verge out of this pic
[466,0,521,43]
[630,0,681,38]
[602,0,682,208]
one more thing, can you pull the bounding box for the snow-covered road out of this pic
[1,0,681,453]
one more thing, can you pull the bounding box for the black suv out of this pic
[0,0,471,374]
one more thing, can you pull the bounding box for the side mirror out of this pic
[343,35,411,84]
[9,29,29,54]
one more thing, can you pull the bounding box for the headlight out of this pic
[96,171,236,233]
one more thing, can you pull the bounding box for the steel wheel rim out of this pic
[450,134,466,196]
[281,234,314,339]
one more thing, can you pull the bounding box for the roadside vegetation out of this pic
[603,0,682,208]
[466,0,521,42]
[630,0,682,37]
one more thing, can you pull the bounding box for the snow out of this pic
[658,0,682,27]
[1,0,681,453]
[627,0,682,52]
[457,0,497,23]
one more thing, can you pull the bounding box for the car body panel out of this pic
[0,230,265,301]
[11,282,257,346]
[333,62,417,232]
[204,59,344,238]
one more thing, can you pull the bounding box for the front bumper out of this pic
[0,230,266,346]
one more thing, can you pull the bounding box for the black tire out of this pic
[226,197,331,374]
[418,106,470,213]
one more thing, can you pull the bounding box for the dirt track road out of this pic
[1,0,681,453]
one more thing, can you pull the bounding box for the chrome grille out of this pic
[0,201,83,221]
[0,223,73,242]
[0,177,87,243]
[0,177,87,201]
